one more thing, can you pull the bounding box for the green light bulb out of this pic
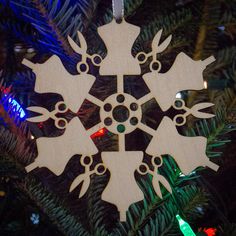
[176,214,196,236]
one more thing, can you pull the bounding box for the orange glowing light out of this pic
[203,228,217,236]
[91,128,106,138]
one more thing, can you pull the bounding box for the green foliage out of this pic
[85,175,111,235]
[121,185,208,236]
[22,176,90,236]
[185,107,235,159]
[134,8,193,53]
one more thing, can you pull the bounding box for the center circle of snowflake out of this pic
[100,93,142,134]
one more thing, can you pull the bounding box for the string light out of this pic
[30,213,40,225]
[176,214,196,236]
[176,92,182,99]
[2,89,26,119]
[91,128,106,138]
[7,97,26,118]
[203,228,217,236]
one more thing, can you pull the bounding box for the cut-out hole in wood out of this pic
[130,117,138,126]
[104,103,112,112]
[113,105,130,122]
[117,94,125,103]
[117,124,125,133]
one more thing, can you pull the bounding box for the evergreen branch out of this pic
[122,185,208,235]
[0,125,34,166]
[148,8,192,35]
[75,0,101,33]
[0,17,48,53]
[220,2,236,25]
[15,0,73,54]
[201,29,220,58]
[133,8,192,53]
[124,0,143,18]
[0,81,35,167]
[185,97,236,158]
[5,0,85,61]
[161,37,191,54]
[0,75,33,139]
[193,0,221,60]
[187,48,236,108]
[205,46,236,74]
[86,174,111,236]
[20,176,90,236]
[219,60,236,85]
[0,151,25,178]
[193,2,208,60]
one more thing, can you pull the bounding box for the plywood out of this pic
[24,18,218,221]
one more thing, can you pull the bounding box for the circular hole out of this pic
[93,55,102,64]
[139,164,147,173]
[176,116,184,124]
[104,117,112,126]
[117,124,125,133]
[151,62,160,71]
[174,100,183,108]
[130,103,138,111]
[153,156,162,166]
[138,53,145,62]
[83,156,91,165]
[104,103,112,112]
[97,165,105,174]
[58,119,66,128]
[113,105,129,122]
[116,94,125,103]
[79,63,88,72]
[58,103,67,111]
[130,117,138,126]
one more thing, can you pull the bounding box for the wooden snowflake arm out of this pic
[23,55,96,113]
[145,117,219,175]
[26,118,98,176]
[143,53,216,111]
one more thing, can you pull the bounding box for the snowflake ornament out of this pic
[24,19,219,221]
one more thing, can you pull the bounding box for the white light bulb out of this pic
[176,92,182,99]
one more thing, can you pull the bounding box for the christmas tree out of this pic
[0,0,235,235]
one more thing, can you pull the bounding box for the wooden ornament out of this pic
[24,18,218,221]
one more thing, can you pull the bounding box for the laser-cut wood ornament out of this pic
[24,18,219,221]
